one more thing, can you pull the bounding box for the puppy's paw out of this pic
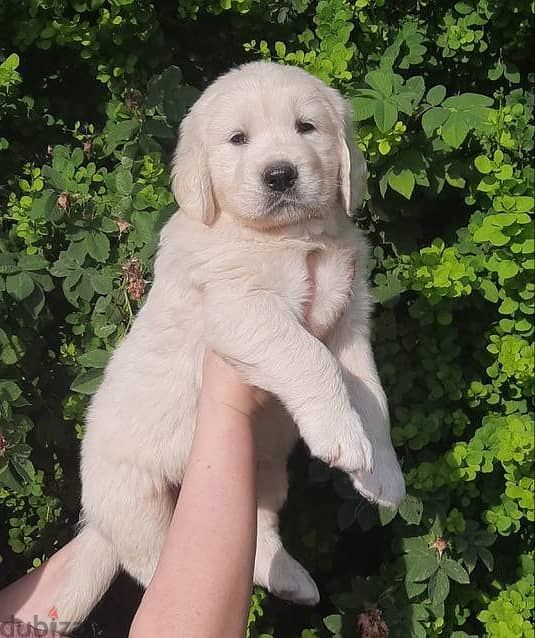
[266,550,320,606]
[312,409,373,474]
[350,444,405,509]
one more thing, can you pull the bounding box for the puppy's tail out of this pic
[55,524,119,631]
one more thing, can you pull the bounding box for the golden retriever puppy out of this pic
[56,61,405,626]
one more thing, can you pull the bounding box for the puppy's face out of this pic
[208,83,341,228]
[172,62,366,229]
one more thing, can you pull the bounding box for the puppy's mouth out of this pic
[264,190,313,215]
[242,193,323,231]
[265,194,297,213]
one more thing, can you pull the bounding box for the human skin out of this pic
[0,541,70,636]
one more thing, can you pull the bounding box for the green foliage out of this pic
[0,53,22,151]
[479,571,535,638]
[0,1,533,636]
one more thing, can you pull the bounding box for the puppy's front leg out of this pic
[328,284,406,508]
[203,285,373,474]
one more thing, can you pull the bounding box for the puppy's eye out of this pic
[296,120,316,134]
[229,132,248,145]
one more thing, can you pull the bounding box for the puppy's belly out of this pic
[81,322,205,490]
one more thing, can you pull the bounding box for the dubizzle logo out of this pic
[0,611,74,637]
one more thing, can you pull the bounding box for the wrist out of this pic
[199,388,258,419]
[200,350,267,417]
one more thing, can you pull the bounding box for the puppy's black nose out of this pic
[263,162,298,192]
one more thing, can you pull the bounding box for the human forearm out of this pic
[130,356,258,638]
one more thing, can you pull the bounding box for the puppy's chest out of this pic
[274,243,357,328]
[305,246,356,333]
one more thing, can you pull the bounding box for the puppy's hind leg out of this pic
[254,460,319,606]
[55,465,175,629]
[55,524,119,630]
[105,470,177,588]
[254,402,319,606]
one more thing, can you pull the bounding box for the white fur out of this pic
[56,61,405,627]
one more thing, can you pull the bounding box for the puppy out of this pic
[56,61,405,626]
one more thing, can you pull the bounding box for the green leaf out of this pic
[442,558,470,584]
[0,255,18,274]
[1,466,23,493]
[90,271,114,295]
[412,621,427,638]
[441,112,471,148]
[374,100,398,132]
[479,548,494,571]
[274,41,286,57]
[442,93,494,110]
[365,70,393,96]
[404,76,426,103]
[422,107,449,137]
[378,140,391,155]
[399,495,423,525]
[473,225,508,247]
[378,505,398,525]
[426,85,446,106]
[50,255,78,277]
[23,285,45,319]
[497,260,519,280]
[71,369,103,395]
[77,273,95,302]
[142,118,174,140]
[18,254,48,271]
[406,551,439,582]
[352,97,375,121]
[406,579,427,599]
[85,232,110,262]
[474,155,492,174]
[116,168,134,195]
[41,165,68,191]
[372,272,405,303]
[1,53,20,72]
[67,239,88,264]
[94,324,116,339]
[0,380,22,402]
[428,568,450,605]
[132,210,157,241]
[479,279,499,302]
[455,2,473,14]
[388,168,415,199]
[514,196,534,213]
[323,614,342,634]
[106,119,139,148]
[6,272,35,301]
[71,147,84,167]
[488,62,504,81]
[504,63,520,83]
[32,189,61,221]
[78,349,111,369]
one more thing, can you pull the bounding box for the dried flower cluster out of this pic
[121,257,145,300]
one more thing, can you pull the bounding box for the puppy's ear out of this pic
[329,89,368,215]
[171,110,216,225]
[339,124,368,216]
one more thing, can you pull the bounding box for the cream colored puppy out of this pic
[56,61,405,626]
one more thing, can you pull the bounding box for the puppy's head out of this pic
[171,61,367,229]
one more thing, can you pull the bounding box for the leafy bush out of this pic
[0,1,533,637]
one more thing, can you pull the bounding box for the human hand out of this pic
[200,349,268,416]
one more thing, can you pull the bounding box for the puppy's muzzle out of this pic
[263,162,298,192]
